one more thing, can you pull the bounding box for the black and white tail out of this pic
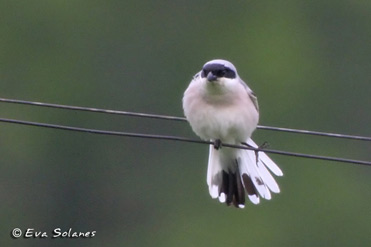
[207,138,283,208]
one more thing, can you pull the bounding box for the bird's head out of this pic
[200,59,238,82]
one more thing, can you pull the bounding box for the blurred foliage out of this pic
[0,1,370,246]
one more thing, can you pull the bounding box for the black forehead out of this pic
[203,63,230,72]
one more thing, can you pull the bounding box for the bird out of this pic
[183,59,283,208]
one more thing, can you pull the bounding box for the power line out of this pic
[0,97,185,121]
[0,97,370,141]
[0,117,370,166]
[258,126,371,141]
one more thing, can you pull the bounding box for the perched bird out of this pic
[183,59,283,208]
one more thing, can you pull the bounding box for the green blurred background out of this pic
[1,1,370,246]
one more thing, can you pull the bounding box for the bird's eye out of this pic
[215,69,226,77]
[224,68,236,79]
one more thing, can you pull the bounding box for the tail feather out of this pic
[207,147,222,199]
[234,168,246,207]
[241,173,260,204]
[216,169,246,208]
[246,139,283,176]
[256,159,280,193]
[207,138,283,208]
[244,149,272,200]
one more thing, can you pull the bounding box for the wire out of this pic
[1,97,370,141]
[258,126,371,141]
[0,117,370,166]
[0,97,185,121]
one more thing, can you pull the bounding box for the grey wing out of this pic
[239,78,259,112]
[249,90,259,112]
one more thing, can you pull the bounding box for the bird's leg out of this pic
[255,142,270,163]
[213,139,222,150]
[241,141,270,164]
[259,141,270,149]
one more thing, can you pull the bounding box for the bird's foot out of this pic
[213,139,222,150]
[241,141,270,164]
[259,141,270,149]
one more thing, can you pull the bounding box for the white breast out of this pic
[183,79,259,143]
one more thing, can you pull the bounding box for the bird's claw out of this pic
[213,139,222,150]
[259,141,270,149]
[241,141,270,164]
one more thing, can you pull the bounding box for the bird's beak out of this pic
[207,72,217,82]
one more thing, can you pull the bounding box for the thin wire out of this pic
[0,117,370,166]
[1,97,370,141]
[258,126,371,141]
[0,97,185,121]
